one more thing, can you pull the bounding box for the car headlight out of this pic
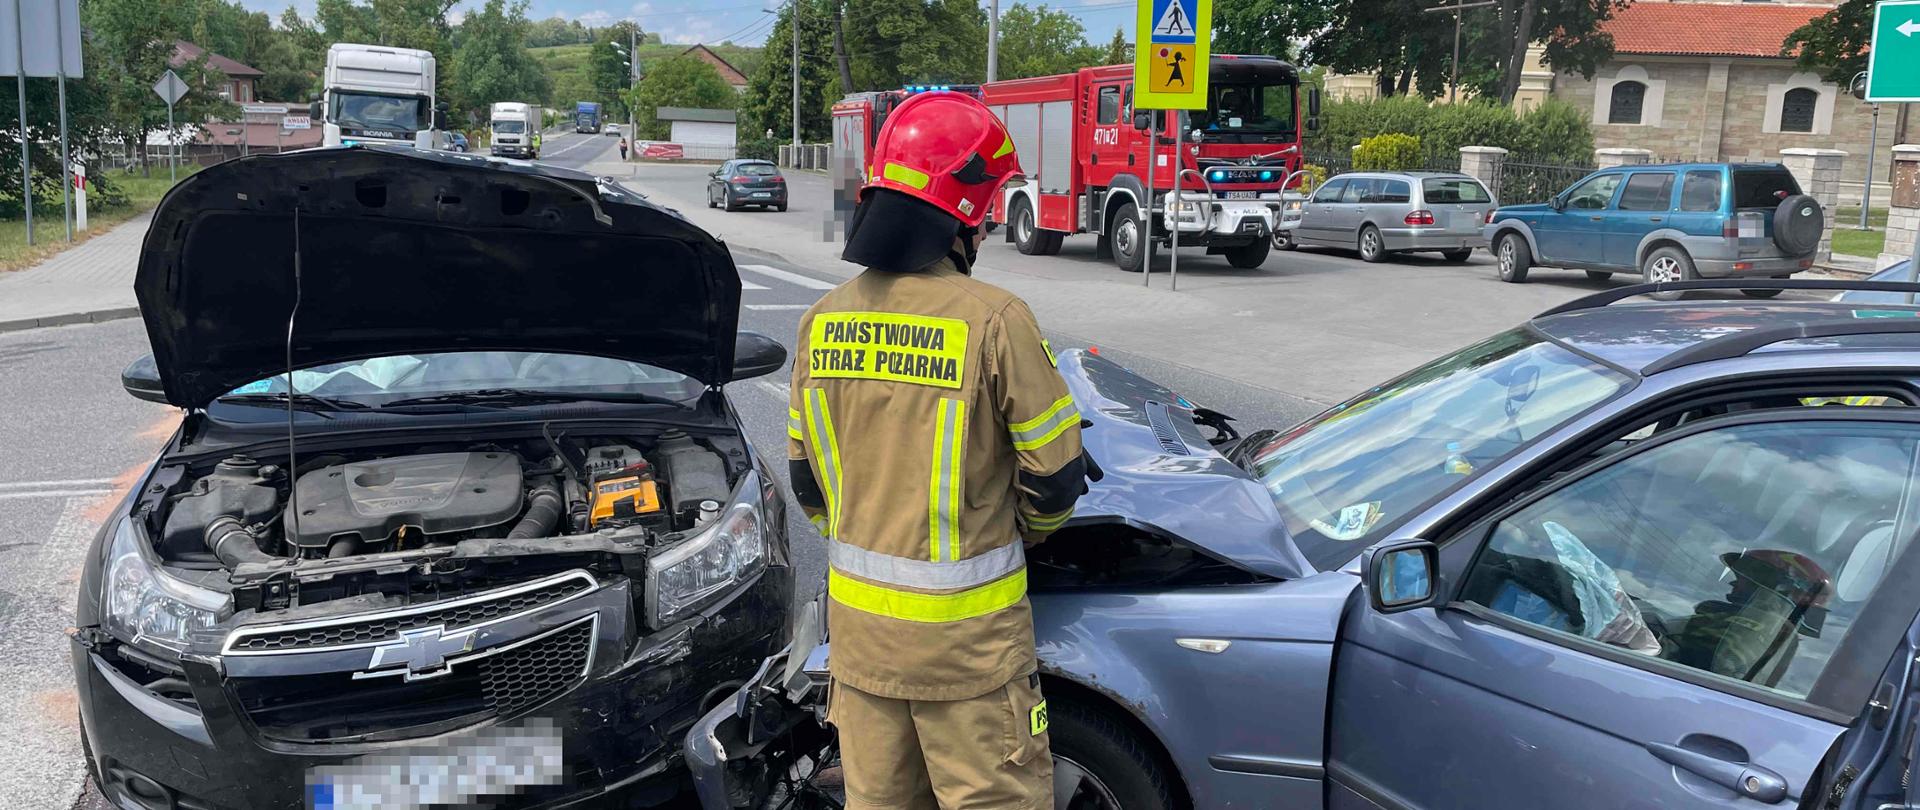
[645,470,768,627]
[102,518,228,657]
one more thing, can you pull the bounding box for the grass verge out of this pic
[0,168,193,273]
[1833,227,1886,259]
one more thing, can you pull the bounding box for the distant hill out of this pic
[533,42,764,111]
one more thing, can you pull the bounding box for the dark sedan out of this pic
[706,159,788,212]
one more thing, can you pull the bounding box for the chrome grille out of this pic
[226,571,595,654]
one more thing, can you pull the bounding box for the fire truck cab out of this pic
[984,55,1313,272]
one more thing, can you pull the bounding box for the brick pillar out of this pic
[1883,145,1920,270]
[1780,148,1846,263]
[1594,148,1652,169]
[1459,146,1508,197]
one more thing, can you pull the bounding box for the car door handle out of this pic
[1649,216,1663,223]
[1645,742,1789,804]
[1590,216,1605,222]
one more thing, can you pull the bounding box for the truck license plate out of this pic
[1222,191,1257,200]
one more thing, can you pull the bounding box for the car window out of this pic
[1312,178,1348,203]
[1342,178,1376,204]
[741,164,779,176]
[1461,420,1920,701]
[1566,174,1623,210]
[1423,178,1492,204]
[1733,168,1802,209]
[1617,172,1676,211]
[1244,328,1630,570]
[1373,180,1411,204]
[1097,86,1121,125]
[1679,170,1722,212]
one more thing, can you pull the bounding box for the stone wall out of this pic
[1556,56,1888,184]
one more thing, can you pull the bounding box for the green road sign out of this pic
[1867,0,1920,102]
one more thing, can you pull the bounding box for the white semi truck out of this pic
[313,43,449,150]
[489,102,542,159]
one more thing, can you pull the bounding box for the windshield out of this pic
[1188,82,1297,141]
[492,119,526,134]
[215,351,702,408]
[1245,329,1630,570]
[332,91,428,132]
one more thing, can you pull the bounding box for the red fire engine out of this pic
[829,58,1316,272]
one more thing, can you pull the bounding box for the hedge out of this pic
[1353,134,1423,171]
[1310,97,1595,166]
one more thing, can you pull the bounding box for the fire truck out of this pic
[829,58,1317,272]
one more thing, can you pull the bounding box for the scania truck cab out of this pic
[315,43,448,150]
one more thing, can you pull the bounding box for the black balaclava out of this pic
[842,188,963,273]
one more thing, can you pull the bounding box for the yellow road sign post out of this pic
[1134,0,1210,110]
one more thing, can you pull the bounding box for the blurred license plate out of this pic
[1222,191,1257,199]
[306,720,564,809]
[753,192,772,198]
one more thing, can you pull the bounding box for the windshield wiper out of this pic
[219,392,371,414]
[379,388,682,409]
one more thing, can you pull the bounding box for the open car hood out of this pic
[135,145,742,407]
[1059,350,1312,580]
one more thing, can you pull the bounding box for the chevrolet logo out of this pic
[361,625,477,681]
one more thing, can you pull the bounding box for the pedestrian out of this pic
[619,137,629,161]
[786,90,1092,809]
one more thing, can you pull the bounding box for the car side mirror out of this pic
[308,100,323,119]
[435,101,450,114]
[122,355,170,404]
[1549,194,1567,212]
[1364,539,1439,613]
[1308,87,1322,117]
[1305,116,1320,134]
[1133,111,1153,131]
[733,330,788,380]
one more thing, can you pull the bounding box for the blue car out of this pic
[691,278,1920,810]
[1487,163,1824,299]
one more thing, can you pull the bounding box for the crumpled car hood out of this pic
[135,145,743,407]
[1059,350,1312,580]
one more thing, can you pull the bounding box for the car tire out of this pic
[1741,287,1784,298]
[723,196,738,213]
[1496,232,1532,283]
[1273,231,1297,251]
[1585,270,1613,282]
[1112,202,1147,273]
[1051,698,1175,810]
[1013,198,1047,256]
[707,189,717,209]
[1441,248,1473,263]
[777,203,789,212]
[1225,239,1271,268]
[1642,245,1695,300]
[1358,225,1387,263]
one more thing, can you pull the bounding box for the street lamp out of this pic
[612,39,639,154]
[765,3,800,154]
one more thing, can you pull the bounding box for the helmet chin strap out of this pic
[953,225,979,274]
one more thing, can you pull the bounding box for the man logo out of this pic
[362,625,477,681]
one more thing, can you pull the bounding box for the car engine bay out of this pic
[134,428,745,612]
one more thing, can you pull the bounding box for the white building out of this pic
[656,107,738,161]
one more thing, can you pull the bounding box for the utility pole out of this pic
[791,2,801,150]
[987,0,999,83]
[629,25,639,156]
[1423,0,1496,103]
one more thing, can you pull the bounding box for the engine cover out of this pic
[290,452,524,548]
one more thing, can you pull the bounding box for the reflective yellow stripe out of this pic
[993,134,1015,159]
[805,389,844,538]
[928,398,967,561]
[1026,508,1072,532]
[1010,394,1078,451]
[829,568,1027,623]
[787,408,804,440]
[883,162,931,190]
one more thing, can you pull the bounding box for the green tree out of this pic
[995,4,1104,80]
[588,26,637,118]
[1306,0,1621,103]
[626,56,736,140]
[524,16,591,48]
[83,0,237,175]
[449,0,550,118]
[1214,0,1328,62]
[741,0,836,141]
[1784,0,1872,84]
[1103,28,1129,65]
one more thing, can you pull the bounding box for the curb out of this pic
[0,306,141,334]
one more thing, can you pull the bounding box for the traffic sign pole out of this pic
[1135,0,1209,289]
[14,0,31,246]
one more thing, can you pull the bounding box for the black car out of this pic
[706,160,788,212]
[71,146,795,809]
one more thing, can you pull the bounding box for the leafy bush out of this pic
[1515,99,1595,165]
[1297,162,1330,192]
[1353,134,1422,171]
[1418,102,1525,156]
[1312,96,1596,167]
[736,136,778,161]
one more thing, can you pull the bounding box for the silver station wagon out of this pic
[1286,171,1499,263]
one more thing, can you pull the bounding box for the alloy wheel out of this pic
[1362,230,1380,259]
[1499,239,1515,274]
[1648,256,1681,283]
[1054,755,1124,810]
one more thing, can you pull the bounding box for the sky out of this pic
[235,0,1137,51]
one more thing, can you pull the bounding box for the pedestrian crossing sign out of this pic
[1135,0,1209,109]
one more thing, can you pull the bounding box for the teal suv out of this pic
[1486,163,1824,299]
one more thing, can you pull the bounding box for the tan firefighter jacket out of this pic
[787,255,1083,701]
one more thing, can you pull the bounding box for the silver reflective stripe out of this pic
[830,538,1024,590]
[805,389,843,537]
[1010,395,1078,451]
[930,397,966,562]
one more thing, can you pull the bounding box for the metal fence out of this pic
[1304,146,1462,178]
[1492,159,1595,206]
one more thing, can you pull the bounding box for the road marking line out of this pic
[0,478,115,490]
[539,132,608,160]
[746,304,809,310]
[757,380,791,400]
[739,264,837,290]
[741,279,771,290]
[0,489,114,501]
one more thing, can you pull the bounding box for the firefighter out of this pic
[786,90,1089,809]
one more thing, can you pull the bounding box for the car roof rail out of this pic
[1536,279,1920,319]
[1640,318,1920,375]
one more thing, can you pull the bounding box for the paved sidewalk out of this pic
[0,212,151,333]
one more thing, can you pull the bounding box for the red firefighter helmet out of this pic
[862,91,1021,228]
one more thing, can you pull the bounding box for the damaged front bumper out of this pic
[685,598,832,810]
[73,566,792,810]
